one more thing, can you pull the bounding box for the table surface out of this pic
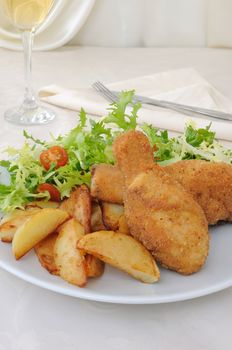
[0,46,232,350]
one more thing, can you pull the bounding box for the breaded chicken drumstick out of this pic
[113,130,209,275]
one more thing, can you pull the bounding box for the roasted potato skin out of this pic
[34,232,59,275]
[91,201,105,232]
[54,218,87,287]
[60,187,105,280]
[85,253,105,278]
[60,185,92,234]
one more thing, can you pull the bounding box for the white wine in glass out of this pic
[2,0,56,125]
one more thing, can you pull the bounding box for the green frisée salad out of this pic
[0,90,231,213]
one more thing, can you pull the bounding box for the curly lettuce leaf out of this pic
[185,123,215,147]
[103,90,141,131]
[142,124,175,162]
[142,121,232,165]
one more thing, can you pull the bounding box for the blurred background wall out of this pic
[1,0,232,50]
[71,0,232,48]
[72,0,206,47]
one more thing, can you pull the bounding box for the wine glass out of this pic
[2,0,56,125]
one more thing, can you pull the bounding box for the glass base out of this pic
[4,104,56,125]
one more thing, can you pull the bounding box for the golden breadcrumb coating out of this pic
[165,160,232,225]
[90,160,232,225]
[113,131,209,275]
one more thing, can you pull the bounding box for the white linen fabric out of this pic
[39,68,232,142]
[1,0,232,49]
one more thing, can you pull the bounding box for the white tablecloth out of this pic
[0,47,232,350]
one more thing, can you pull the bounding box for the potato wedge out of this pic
[101,202,129,234]
[60,185,91,234]
[55,218,104,280]
[0,208,41,243]
[117,215,130,235]
[78,231,160,283]
[26,201,59,209]
[85,254,105,278]
[12,208,69,260]
[54,218,87,287]
[34,232,59,275]
[91,202,105,232]
[74,186,91,233]
[59,193,75,217]
[101,202,124,231]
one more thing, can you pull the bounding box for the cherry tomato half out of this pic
[40,146,68,171]
[37,183,61,202]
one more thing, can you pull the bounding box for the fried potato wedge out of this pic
[101,202,129,234]
[54,218,87,287]
[74,186,91,233]
[12,208,69,260]
[59,195,74,217]
[91,202,105,232]
[26,201,59,209]
[78,231,160,283]
[60,185,91,234]
[34,232,59,275]
[117,215,130,235]
[85,253,105,278]
[0,225,15,243]
[0,208,41,243]
[101,202,124,230]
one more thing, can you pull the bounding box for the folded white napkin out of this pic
[39,68,232,143]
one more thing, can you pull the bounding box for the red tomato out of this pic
[40,146,68,171]
[37,183,61,202]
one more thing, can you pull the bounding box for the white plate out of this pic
[0,224,231,304]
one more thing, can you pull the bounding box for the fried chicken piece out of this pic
[113,131,209,275]
[91,164,124,204]
[90,161,232,225]
[165,160,232,225]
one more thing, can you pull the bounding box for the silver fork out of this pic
[92,81,118,103]
[92,81,206,119]
[92,81,232,122]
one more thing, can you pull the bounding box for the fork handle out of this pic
[132,94,232,122]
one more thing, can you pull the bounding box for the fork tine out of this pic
[92,83,115,103]
[96,81,119,101]
[92,81,119,103]
[92,81,112,98]
[92,82,110,101]
[92,82,110,100]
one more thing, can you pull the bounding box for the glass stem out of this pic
[21,30,37,109]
